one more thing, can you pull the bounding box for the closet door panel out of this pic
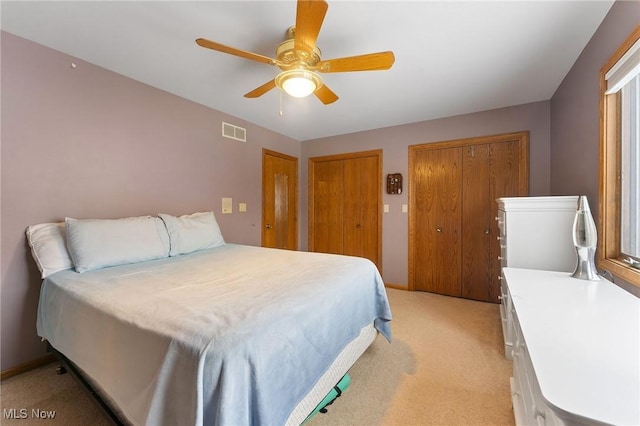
[488,141,524,300]
[312,160,344,255]
[309,150,382,271]
[343,158,361,258]
[461,144,493,302]
[357,155,380,265]
[409,131,529,302]
[413,147,462,296]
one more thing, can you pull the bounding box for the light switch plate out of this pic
[384,204,389,213]
[222,197,233,214]
[239,202,247,213]
[402,204,408,213]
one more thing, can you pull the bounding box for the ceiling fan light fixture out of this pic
[275,69,322,98]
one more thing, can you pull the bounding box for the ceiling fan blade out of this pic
[244,80,277,98]
[317,51,395,73]
[196,38,275,65]
[294,0,328,55]
[314,84,338,105]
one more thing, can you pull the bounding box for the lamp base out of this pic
[571,247,601,281]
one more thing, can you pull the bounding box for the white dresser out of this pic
[502,267,640,426]
[496,196,579,359]
[496,196,578,272]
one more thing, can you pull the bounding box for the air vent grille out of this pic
[222,122,246,142]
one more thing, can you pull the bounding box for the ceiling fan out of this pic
[196,0,395,105]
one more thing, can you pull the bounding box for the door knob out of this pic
[265,224,272,229]
[485,229,490,234]
[436,227,442,233]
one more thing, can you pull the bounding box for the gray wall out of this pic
[551,0,639,211]
[550,0,639,295]
[1,32,300,371]
[300,101,552,286]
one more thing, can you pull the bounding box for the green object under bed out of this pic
[302,374,351,423]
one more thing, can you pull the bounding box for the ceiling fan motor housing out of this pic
[276,27,322,71]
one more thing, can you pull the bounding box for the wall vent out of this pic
[222,122,246,142]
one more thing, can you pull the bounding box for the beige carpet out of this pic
[0,289,514,425]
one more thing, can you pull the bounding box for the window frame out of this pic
[598,25,640,288]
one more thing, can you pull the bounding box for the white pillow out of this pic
[26,222,74,279]
[65,216,170,273]
[159,211,225,256]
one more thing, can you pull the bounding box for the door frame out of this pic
[408,131,529,291]
[262,149,298,250]
[308,149,383,270]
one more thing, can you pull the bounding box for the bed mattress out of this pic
[37,244,391,425]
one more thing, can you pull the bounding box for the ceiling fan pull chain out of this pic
[279,91,283,117]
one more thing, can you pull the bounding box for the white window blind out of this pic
[605,38,640,94]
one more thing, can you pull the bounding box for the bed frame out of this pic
[47,322,377,426]
[48,342,126,426]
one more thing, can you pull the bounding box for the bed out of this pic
[28,212,392,425]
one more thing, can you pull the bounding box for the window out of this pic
[599,25,640,287]
[620,74,639,260]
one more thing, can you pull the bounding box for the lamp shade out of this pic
[571,195,601,280]
[275,69,322,98]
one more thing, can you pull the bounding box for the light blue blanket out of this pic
[37,244,391,425]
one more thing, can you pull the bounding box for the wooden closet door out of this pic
[344,156,380,264]
[309,150,382,271]
[461,141,525,302]
[409,132,529,301]
[412,147,462,296]
[311,160,344,255]
[488,141,523,300]
[461,144,493,301]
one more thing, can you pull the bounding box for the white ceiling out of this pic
[1,1,614,141]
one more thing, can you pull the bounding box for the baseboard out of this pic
[385,283,408,290]
[1,354,56,381]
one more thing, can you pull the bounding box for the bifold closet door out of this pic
[311,159,345,255]
[412,147,462,296]
[461,144,494,301]
[460,141,522,302]
[409,132,529,302]
[309,150,382,271]
[344,156,379,263]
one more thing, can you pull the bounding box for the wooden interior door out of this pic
[311,159,344,255]
[409,132,529,302]
[309,150,382,270]
[461,144,493,301]
[487,141,524,299]
[343,156,380,263]
[262,149,298,250]
[411,147,462,296]
[461,141,526,301]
